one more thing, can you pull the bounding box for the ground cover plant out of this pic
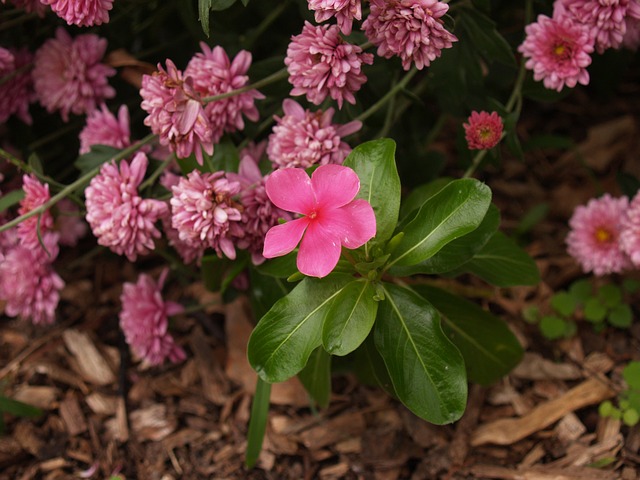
[0,0,639,478]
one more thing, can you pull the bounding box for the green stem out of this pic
[179,299,221,316]
[355,68,418,124]
[462,132,507,178]
[140,154,176,191]
[0,13,37,32]
[0,147,65,190]
[245,377,272,469]
[202,68,288,104]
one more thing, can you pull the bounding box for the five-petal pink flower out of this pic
[262,164,376,278]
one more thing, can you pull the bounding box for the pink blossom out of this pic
[620,191,640,266]
[140,59,214,165]
[169,170,243,260]
[85,152,168,261]
[79,104,131,154]
[308,0,362,35]
[119,269,186,366]
[362,0,457,71]
[40,0,113,27]
[0,48,14,74]
[518,15,594,92]
[267,99,361,169]
[185,43,264,143]
[285,22,373,109]
[263,164,376,278]
[566,194,631,276]
[0,47,34,125]
[463,111,504,150]
[622,15,640,49]
[0,0,48,16]
[33,28,115,122]
[55,198,88,247]
[161,212,206,265]
[17,174,53,249]
[0,233,64,325]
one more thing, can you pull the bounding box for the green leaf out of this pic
[550,292,578,317]
[599,400,614,417]
[245,377,271,469]
[540,316,569,340]
[623,408,640,427]
[74,145,121,174]
[201,255,225,292]
[298,347,331,408]
[608,304,632,328]
[208,140,240,172]
[255,251,298,278]
[584,298,607,323]
[523,306,540,324]
[598,284,622,308]
[352,332,396,396]
[457,8,516,66]
[515,203,549,236]
[248,270,291,320]
[375,283,467,424]
[458,231,540,286]
[248,275,352,383]
[344,139,401,247]
[623,278,640,294]
[0,189,25,214]
[623,361,640,390]
[322,279,378,356]
[399,177,453,223]
[569,279,592,304]
[388,179,492,268]
[413,285,523,386]
[0,395,42,418]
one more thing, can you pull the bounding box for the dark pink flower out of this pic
[267,99,361,169]
[119,269,186,366]
[17,174,54,249]
[0,48,14,74]
[620,191,640,266]
[79,104,131,154]
[33,28,115,122]
[518,14,594,92]
[55,198,88,247]
[85,152,168,261]
[0,47,34,125]
[566,194,631,275]
[40,0,113,26]
[362,0,457,71]
[263,164,376,278]
[285,21,373,108]
[1,0,48,16]
[140,59,214,165]
[308,0,362,35]
[463,111,504,150]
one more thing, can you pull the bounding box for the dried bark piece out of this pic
[59,394,87,436]
[511,353,582,381]
[13,422,43,457]
[189,327,228,406]
[299,411,365,449]
[467,464,618,480]
[13,386,58,410]
[319,462,350,479]
[554,413,587,444]
[62,329,115,385]
[130,404,176,442]
[85,393,118,416]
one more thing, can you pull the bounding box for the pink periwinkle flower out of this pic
[0,232,64,325]
[33,28,115,122]
[463,111,504,150]
[263,164,376,278]
[79,104,131,154]
[308,0,362,35]
[119,268,186,366]
[566,194,631,276]
[140,59,214,165]
[267,99,361,169]
[620,191,640,266]
[17,174,54,249]
[0,47,34,125]
[1,0,48,16]
[285,22,373,109]
[85,152,168,261]
[170,170,244,260]
[185,43,264,143]
[40,0,113,27]
[362,0,457,71]
[55,198,88,247]
[518,14,594,92]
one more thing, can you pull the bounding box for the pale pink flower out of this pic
[79,104,131,154]
[85,152,168,261]
[170,170,243,260]
[17,174,54,249]
[620,191,640,266]
[119,269,186,366]
[362,0,457,71]
[33,28,115,122]
[41,0,113,26]
[263,164,376,278]
[463,111,504,150]
[185,43,264,143]
[267,99,361,169]
[0,47,34,125]
[518,14,594,92]
[285,22,373,109]
[55,198,88,247]
[0,232,64,325]
[1,0,48,16]
[566,194,631,276]
[308,0,362,35]
[140,59,214,165]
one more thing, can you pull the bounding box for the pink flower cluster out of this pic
[79,104,131,154]
[0,47,34,125]
[463,111,504,150]
[308,0,362,35]
[41,0,113,27]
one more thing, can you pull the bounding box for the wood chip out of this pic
[59,394,87,436]
[85,392,118,415]
[13,422,43,457]
[31,362,90,394]
[130,404,176,442]
[189,327,228,405]
[13,386,58,410]
[467,464,618,480]
[511,353,582,380]
[299,412,366,449]
[318,462,350,479]
[555,413,587,444]
[62,329,115,385]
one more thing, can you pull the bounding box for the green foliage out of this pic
[0,395,42,434]
[599,362,640,427]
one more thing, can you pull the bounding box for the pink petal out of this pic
[311,164,360,209]
[265,168,316,214]
[177,99,200,135]
[297,220,342,278]
[319,199,376,249]
[263,218,309,258]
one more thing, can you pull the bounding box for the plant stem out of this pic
[202,68,288,104]
[462,132,506,178]
[355,68,418,124]
[140,154,176,191]
[0,147,65,190]
[179,299,221,316]
[0,13,37,32]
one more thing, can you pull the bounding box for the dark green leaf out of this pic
[74,145,121,174]
[569,279,592,303]
[623,362,640,390]
[584,298,607,323]
[598,284,622,308]
[617,172,640,198]
[0,395,42,418]
[399,177,453,223]
[352,332,396,396]
[550,292,577,317]
[248,269,291,320]
[298,347,331,408]
[201,255,225,292]
[0,189,25,214]
[608,304,632,328]
[457,8,516,66]
[515,203,549,236]
[255,251,298,278]
[208,140,240,172]
[245,377,271,468]
[540,316,569,340]
[210,0,237,9]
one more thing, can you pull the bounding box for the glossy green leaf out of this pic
[352,332,396,397]
[344,138,401,247]
[0,189,24,214]
[388,179,492,268]
[74,145,121,174]
[457,8,516,66]
[398,177,453,223]
[322,279,378,356]
[245,377,271,469]
[248,275,352,383]
[255,251,298,278]
[0,395,42,418]
[375,283,467,424]
[248,269,291,320]
[413,285,523,386]
[298,347,331,408]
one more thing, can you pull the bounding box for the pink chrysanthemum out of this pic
[0,47,34,125]
[308,0,362,35]
[79,104,131,154]
[85,152,168,261]
[0,233,64,325]
[566,194,631,276]
[170,170,244,260]
[140,59,214,165]
[622,15,640,49]
[1,0,48,16]
[119,269,186,366]
[285,22,373,109]
[55,198,88,247]
[17,174,54,249]
[620,191,640,266]
[40,0,113,27]
[33,28,115,122]
[185,43,264,143]
[463,111,504,150]
[267,99,361,169]
[518,15,594,92]
[362,0,457,71]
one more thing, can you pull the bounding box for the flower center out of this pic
[308,210,318,220]
[594,227,613,244]
[552,42,571,59]
[479,126,493,140]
